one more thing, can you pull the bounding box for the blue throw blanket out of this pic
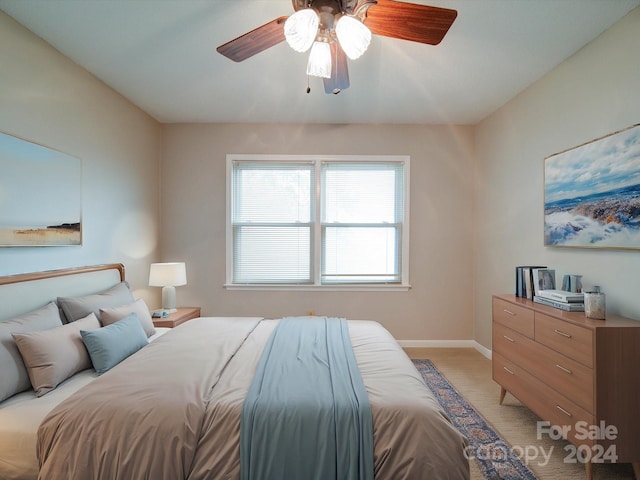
[240,317,374,480]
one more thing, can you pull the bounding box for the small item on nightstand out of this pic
[584,286,606,320]
[152,309,169,318]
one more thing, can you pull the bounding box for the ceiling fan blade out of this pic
[363,0,457,45]
[217,16,288,62]
[324,42,350,94]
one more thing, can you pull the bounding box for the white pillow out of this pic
[100,298,156,337]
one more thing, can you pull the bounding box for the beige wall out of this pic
[161,123,475,341]
[0,11,162,303]
[474,7,640,348]
[3,4,638,345]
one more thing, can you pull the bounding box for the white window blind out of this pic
[227,155,409,288]
[322,162,404,283]
[232,161,314,283]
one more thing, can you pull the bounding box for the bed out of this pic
[0,264,470,480]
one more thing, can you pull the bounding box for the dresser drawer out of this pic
[535,313,593,368]
[529,341,594,414]
[493,323,594,413]
[493,351,535,404]
[493,297,534,338]
[493,323,537,368]
[493,352,595,448]
[534,382,595,448]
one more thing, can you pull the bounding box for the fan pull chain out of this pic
[306,75,311,94]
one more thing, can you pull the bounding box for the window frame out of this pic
[225,154,410,291]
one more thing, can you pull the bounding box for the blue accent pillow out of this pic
[80,313,149,374]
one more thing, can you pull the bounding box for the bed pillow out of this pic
[100,298,156,337]
[0,302,63,402]
[81,313,149,374]
[57,282,135,323]
[12,312,101,397]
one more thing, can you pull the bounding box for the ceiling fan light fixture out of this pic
[306,40,332,78]
[335,15,371,60]
[284,8,319,52]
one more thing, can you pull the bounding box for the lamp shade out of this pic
[149,262,187,287]
[149,262,187,312]
[306,41,332,78]
[284,8,319,53]
[335,15,371,60]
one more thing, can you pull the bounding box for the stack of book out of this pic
[516,265,555,300]
[515,266,553,300]
[533,289,585,311]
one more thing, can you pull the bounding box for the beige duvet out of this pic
[37,318,470,480]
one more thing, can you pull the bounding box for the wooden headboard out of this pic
[0,264,125,321]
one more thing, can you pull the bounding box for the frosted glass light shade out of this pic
[335,15,371,60]
[284,9,319,53]
[306,41,332,78]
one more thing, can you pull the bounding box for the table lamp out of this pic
[148,262,187,313]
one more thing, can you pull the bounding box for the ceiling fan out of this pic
[217,0,457,94]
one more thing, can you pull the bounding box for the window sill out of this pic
[224,284,411,292]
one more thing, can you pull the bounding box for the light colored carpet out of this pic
[405,348,635,480]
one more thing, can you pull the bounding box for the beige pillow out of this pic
[12,313,101,397]
[100,299,156,337]
[57,282,135,323]
[0,302,63,401]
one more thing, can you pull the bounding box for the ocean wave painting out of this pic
[544,124,640,249]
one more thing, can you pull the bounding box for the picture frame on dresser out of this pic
[544,123,640,250]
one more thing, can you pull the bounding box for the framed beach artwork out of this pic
[544,124,640,249]
[0,131,82,246]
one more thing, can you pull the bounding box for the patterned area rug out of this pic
[413,359,538,480]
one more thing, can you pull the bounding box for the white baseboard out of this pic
[398,340,492,360]
[473,342,492,359]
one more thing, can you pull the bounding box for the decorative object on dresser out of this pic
[584,286,606,320]
[515,265,547,299]
[531,268,555,297]
[533,295,585,312]
[151,307,201,328]
[561,274,583,293]
[148,262,187,313]
[534,288,585,311]
[492,294,640,480]
[537,289,584,303]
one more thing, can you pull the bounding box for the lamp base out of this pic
[161,286,177,312]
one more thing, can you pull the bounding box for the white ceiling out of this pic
[1,0,638,125]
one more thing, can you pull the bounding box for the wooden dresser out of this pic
[492,294,640,479]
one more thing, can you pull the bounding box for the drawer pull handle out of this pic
[555,364,572,374]
[556,405,572,417]
[554,329,572,338]
[503,366,514,375]
[503,335,515,343]
[503,309,516,316]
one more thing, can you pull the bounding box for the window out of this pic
[227,155,409,289]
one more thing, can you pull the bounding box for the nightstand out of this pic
[152,307,201,328]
